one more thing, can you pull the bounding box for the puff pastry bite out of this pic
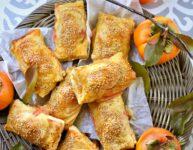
[44,68,81,129]
[91,13,135,60]
[11,29,64,97]
[70,52,136,104]
[5,100,64,150]
[89,96,136,150]
[54,0,88,61]
[58,126,98,150]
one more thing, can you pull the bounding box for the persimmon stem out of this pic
[105,0,193,59]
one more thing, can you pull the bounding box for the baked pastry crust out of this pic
[58,126,98,150]
[5,100,64,150]
[54,0,88,61]
[70,52,136,104]
[89,96,136,150]
[91,13,135,60]
[11,29,64,97]
[44,68,81,129]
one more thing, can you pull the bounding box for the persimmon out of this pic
[136,127,181,150]
[139,0,154,5]
[0,71,14,110]
[134,16,180,64]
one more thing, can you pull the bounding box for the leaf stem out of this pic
[162,27,168,46]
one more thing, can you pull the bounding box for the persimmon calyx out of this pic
[146,136,177,150]
[153,28,173,53]
[145,26,175,66]
[150,24,174,53]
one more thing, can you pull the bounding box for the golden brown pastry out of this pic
[91,13,135,61]
[70,52,136,104]
[11,29,64,97]
[58,126,98,150]
[44,68,81,129]
[54,0,88,61]
[5,100,64,150]
[89,96,136,150]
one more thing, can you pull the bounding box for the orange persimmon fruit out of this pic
[139,0,154,5]
[134,16,180,64]
[0,71,14,110]
[136,127,181,150]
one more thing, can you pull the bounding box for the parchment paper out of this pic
[0,0,153,141]
[0,61,9,76]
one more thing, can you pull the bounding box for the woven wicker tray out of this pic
[0,0,193,149]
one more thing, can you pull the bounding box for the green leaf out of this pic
[168,92,193,135]
[23,64,38,104]
[146,139,160,150]
[148,31,160,44]
[130,60,150,95]
[168,92,193,111]
[170,108,193,135]
[144,32,164,67]
[151,24,162,35]
[179,110,193,135]
[160,140,177,150]
[11,142,26,150]
[146,137,177,150]
[165,40,173,53]
[177,33,193,51]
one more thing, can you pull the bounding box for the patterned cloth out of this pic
[0,0,47,30]
[0,0,192,149]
